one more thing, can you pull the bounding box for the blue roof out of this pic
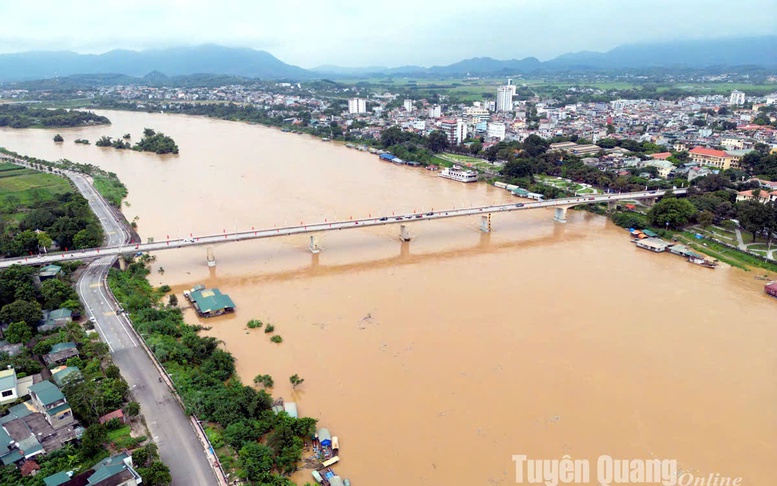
[379,153,395,159]
[43,471,72,486]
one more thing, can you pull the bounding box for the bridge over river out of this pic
[0,188,683,269]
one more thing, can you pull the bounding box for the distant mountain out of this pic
[0,45,311,82]
[549,36,777,69]
[312,36,777,77]
[1,37,775,83]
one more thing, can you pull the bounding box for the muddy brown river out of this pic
[1,110,775,485]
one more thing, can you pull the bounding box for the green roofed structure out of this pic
[184,285,236,318]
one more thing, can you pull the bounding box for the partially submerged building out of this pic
[184,284,236,317]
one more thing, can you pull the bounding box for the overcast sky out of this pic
[1,0,775,67]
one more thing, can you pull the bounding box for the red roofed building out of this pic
[649,152,672,160]
[689,146,741,170]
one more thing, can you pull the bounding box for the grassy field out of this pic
[0,163,72,208]
[535,174,599,194]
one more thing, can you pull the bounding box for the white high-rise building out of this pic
[403,99,414,112]
[440,118,466,145]
[428,105,441,118]
[507,78,516,96]
[729,90,745,105]
[348,98,367,114]
[496,86,513,112]
[487,122,506,141]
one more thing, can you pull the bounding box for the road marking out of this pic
[103,311,115,316]
[89,283,101,288]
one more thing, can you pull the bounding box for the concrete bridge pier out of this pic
[480,214,492,233]
[118,256,128,271]
[206,247,216,267]
[309,235,320,254]
[643,197,657,207]
[554,207,568,223]
[607,200,618,212]
[399,224,412,242]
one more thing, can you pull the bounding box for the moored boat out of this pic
[439,165,478,183]
[688,255,717,268]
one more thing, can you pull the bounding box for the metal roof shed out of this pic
[317,428,332,446]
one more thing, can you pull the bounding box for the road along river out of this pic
[1,110,775,485]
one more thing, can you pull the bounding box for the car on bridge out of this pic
[379,217,388,221]
[515,203,524,207]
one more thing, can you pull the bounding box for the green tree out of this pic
[736,200,774,242]
[238,442,275,482]
[5,321,33,344]
[426,130,449,153]
[41,278,77,309]
[0,299,42,327]
[80,424,107,460]
[126,401,140,417]
[36,231,53,252]
[53,134,64,142]
[289,374,304,389]
[168,294,178,307]
[138,461,172,486]
[647,198,697,229]
[697,210,714,228]
[254,374,274,388]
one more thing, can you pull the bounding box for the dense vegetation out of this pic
[96,128,178,154]
[108,259,317,484]
[0,163,104,257]
[133,128,179,154]
[0,104,110,128]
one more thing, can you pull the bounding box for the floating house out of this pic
[635,238,671,253]
[184,285,236,318]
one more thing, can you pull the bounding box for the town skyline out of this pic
[1,0,776,68]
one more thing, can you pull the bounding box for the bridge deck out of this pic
[0,189,683,268]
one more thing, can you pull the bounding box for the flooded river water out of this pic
[1,110,775,485]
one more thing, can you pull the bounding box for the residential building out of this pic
[185,284,236,317]
[688,146,741,170]
[43,343,79,367]
[38,309,73,334]
[440,118,466,145]
[0,369,18,405]
[428,105,441,118]
[403,99,414,112]
[347,98,366,114]
[28,381,74,429]
[496,86,513,112]
[44,452,142,486]
[642,159,675,179]
[721,136,746,151]
[736,189,777,203]
[487,122,506,141]
[729,90,745,105]
[0,368,39,405]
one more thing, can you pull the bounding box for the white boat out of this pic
[439,166,478,183]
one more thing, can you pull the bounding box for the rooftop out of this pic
[29,381,65,407]
[189,287,236,315]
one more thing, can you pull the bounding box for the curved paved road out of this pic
[7,161,219,485]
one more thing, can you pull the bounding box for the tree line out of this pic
[0,104,110,129]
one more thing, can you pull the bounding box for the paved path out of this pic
[735,228,747,250]
[3,158,218,485]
